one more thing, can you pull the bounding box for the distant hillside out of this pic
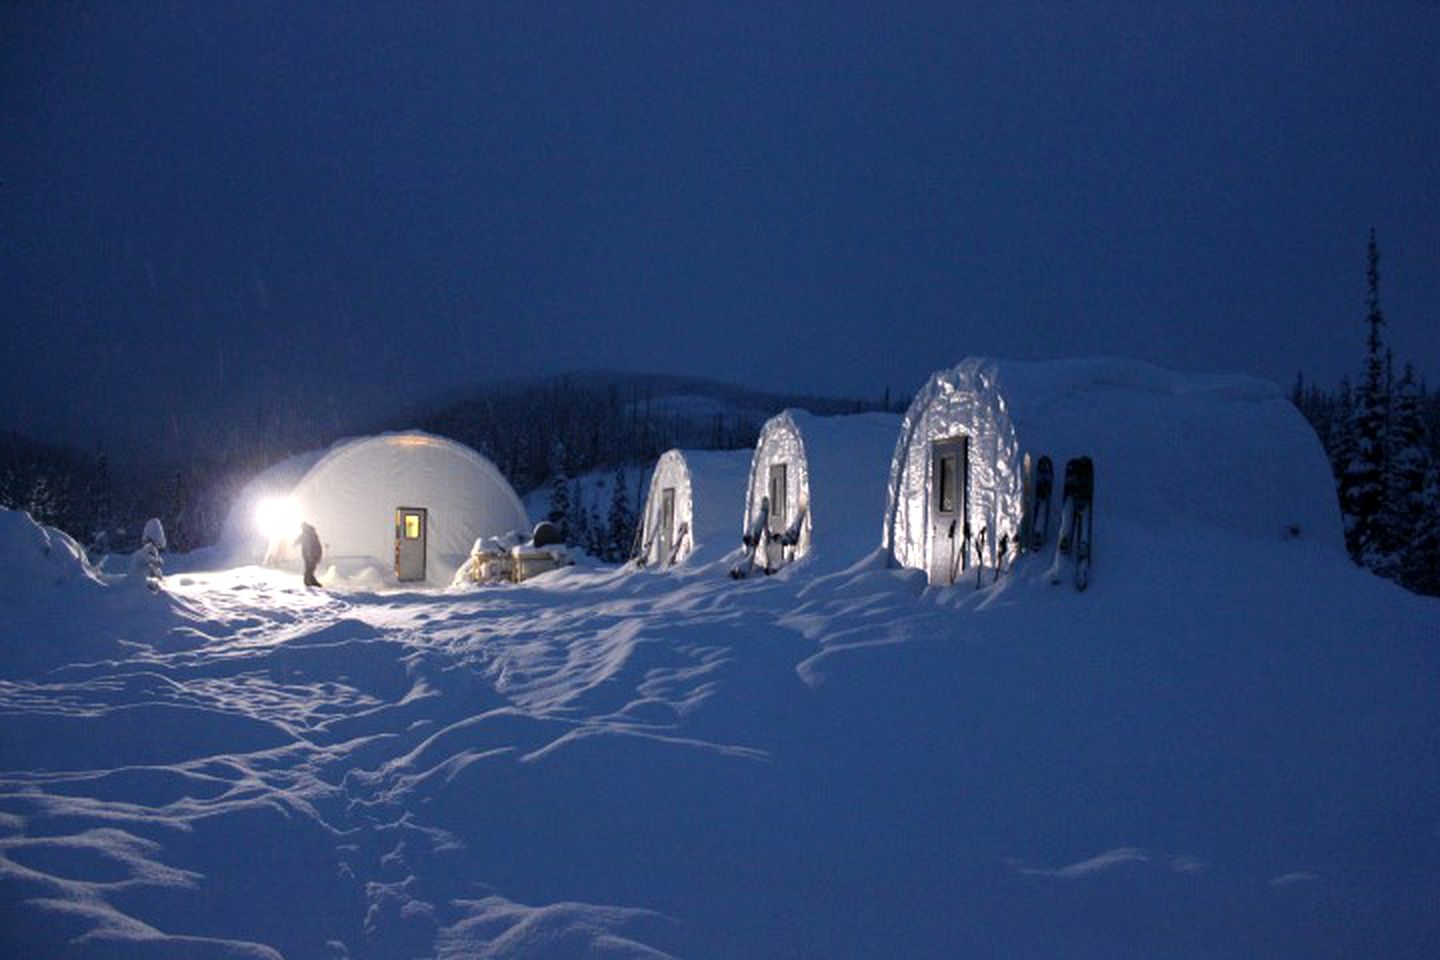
[407,370,903,495]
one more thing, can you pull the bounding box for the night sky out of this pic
[3,3,1437,460]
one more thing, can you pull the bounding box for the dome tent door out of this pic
[395,507,428,582]
[766,463,788,570]
[658,487,676,566]
[928,437,968,585]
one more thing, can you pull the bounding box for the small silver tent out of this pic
[884,357,1343,584]
[740,410,900,573]
[636,448,752,568]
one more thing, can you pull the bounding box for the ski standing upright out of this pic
[1048,456,1094,590]
[1032,455,1054,550]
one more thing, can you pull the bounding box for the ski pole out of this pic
[975,526,986,590]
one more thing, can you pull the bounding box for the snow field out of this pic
[0,353,1433,957]
[1,499,1436,957]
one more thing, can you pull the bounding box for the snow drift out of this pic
[0,507,176,677]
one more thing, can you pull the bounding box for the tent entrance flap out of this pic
[928,436,969,585]
[395,507,428,581]
[766,463,788,570]
[659,487,676,566]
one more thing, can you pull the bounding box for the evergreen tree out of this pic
[1330,376,1356,484]
[567,479,595,556]
[1386,366,1440,589]
[606,463,635,562]
[1400,473,1440,595]
[1340,229,1391,565]
[26,474,62,527]
[546,440,571,542]
[584,503,605,558]
[87,453,115,555]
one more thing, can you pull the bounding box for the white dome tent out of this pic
[636,448,752,569]
[224,431,528,585]
[884,357,1344,585]
[740,410,900,574]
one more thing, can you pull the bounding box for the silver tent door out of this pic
[928,437,968,585]
[658,487,676,565]
[766,462,788,570]
[395,507,428,582]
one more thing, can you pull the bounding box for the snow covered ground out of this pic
[0,502,1436,958]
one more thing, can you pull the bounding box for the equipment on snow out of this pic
[1049,457,1093,590]
[974,525,987,590]
[668,522,691,567]
[631,521,650,566]
[1032,456,1053,551]
[946,519,972,586]
[730,496,771,579]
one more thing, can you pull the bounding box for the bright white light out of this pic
[255,496,301,543]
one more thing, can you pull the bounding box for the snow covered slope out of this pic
[0,405,1436,958]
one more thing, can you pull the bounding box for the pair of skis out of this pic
[1038,456,1093,591]
[730,500,770,579]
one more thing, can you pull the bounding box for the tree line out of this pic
[0,373,901,560]
[1291,230,1440,596]
[0,431,273,556]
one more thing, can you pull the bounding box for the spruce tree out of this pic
[585,503,605,558]
[1340,229,1390,566]
[606,464,635,562]
[26,474,61,528]
[567,478,589,552]
[1401,473,1440,596]
[1330,376,1356,484]
[1386,366,1439,589]
[546,440,571,542]
[88,453,114,555]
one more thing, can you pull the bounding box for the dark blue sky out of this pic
[3,2,1437,459]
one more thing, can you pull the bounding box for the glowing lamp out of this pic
[255,496,301,543]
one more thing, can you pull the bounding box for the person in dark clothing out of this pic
[295,522,323,587]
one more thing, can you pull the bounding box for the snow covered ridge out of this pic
[885,357,1343,578]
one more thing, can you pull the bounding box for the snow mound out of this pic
[0,507,177,678]
[0,506,105,595]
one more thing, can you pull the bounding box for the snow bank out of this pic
[0,507,175,677]
[886,357,1343,574]
[0,506,105,596]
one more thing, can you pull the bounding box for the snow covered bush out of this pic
[0,505,106,594]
